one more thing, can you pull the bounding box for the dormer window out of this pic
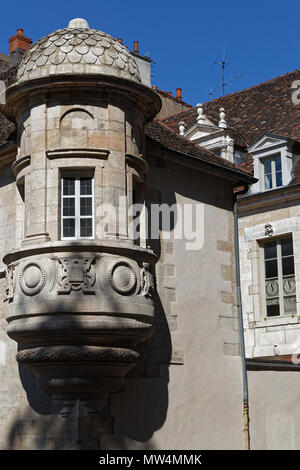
[263,155,282,190]
[247,134,294,195]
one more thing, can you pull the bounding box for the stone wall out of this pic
[239,199,300,357]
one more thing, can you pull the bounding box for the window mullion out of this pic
[75,178,80,239]
[277,240,284,316]
[271,159,276,188]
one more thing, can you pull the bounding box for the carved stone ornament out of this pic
[141,262,155,298]
[20,262,46,296]
[5,264,15,302]
[57,256,96,294]
[265,223,273,237]
[108,260,137,295]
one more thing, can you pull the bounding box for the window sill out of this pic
[250,315,300,329]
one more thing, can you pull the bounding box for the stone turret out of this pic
[1,18,161,415]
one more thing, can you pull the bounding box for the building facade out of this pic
[165,69,300,449]
[0,19,255,450]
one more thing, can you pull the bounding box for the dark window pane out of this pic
[264,159,272,174]
[275,156,282,171]
[63,218,75,237]
[265,259,278,278]
[63,178,75,196]
[276,171,282,187]
[63,197,75,216]
[284,296,296,315]
[80,197,92,216]
[80,178,92,195]
[80,218,92,237]
[282,256,294,276]
[264,242,277,260]
[281,238,293,256]
[266,298,280,317]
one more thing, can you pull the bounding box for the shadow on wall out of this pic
[6,254,172,450]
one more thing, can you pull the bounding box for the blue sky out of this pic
[1,0,299,105]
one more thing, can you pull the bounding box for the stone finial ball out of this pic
[68,18,90,29]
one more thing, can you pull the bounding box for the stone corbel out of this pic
[11,154,31,177]
[125,153,149,178]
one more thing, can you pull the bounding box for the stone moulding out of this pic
[3,240,157,266]
[11,154,31,176]
[125,153,149,175]
[16,345,142,364]
[46,148,110,159]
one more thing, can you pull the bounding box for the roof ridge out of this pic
[161,67,300,125]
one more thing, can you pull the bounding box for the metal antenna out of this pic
[214,59,229,96]
[204,71,246,99]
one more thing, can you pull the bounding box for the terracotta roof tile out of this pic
[162,68,300,146]
[145,120,253,180]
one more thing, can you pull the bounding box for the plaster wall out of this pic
[248,368,300,450]
[101,161,245,450]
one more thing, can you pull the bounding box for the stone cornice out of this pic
[46,148,110,160]
[238,184,300,214]
[3,240,157,266]
[3,75,162,122]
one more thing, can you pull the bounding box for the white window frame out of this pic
[61,173,94,240]
[261,236,296,318]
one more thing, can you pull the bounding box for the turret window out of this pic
[61,174,94,240]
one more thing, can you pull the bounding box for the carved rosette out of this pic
[107,259,137,295]
[19,262,46,296]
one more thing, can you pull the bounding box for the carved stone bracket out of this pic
[5,264,15,302]
[57,256,96,294]
[141,262,155,298]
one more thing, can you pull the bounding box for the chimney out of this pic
[117,38,123,44]
[9,28,32,54]
[133,41,139,54]
[176,88,182,101]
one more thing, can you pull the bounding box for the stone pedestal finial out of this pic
[196,103,205,124]
[219,107,227,128]
[179,121,186,136]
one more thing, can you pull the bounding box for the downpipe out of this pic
[234,184,250,450]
